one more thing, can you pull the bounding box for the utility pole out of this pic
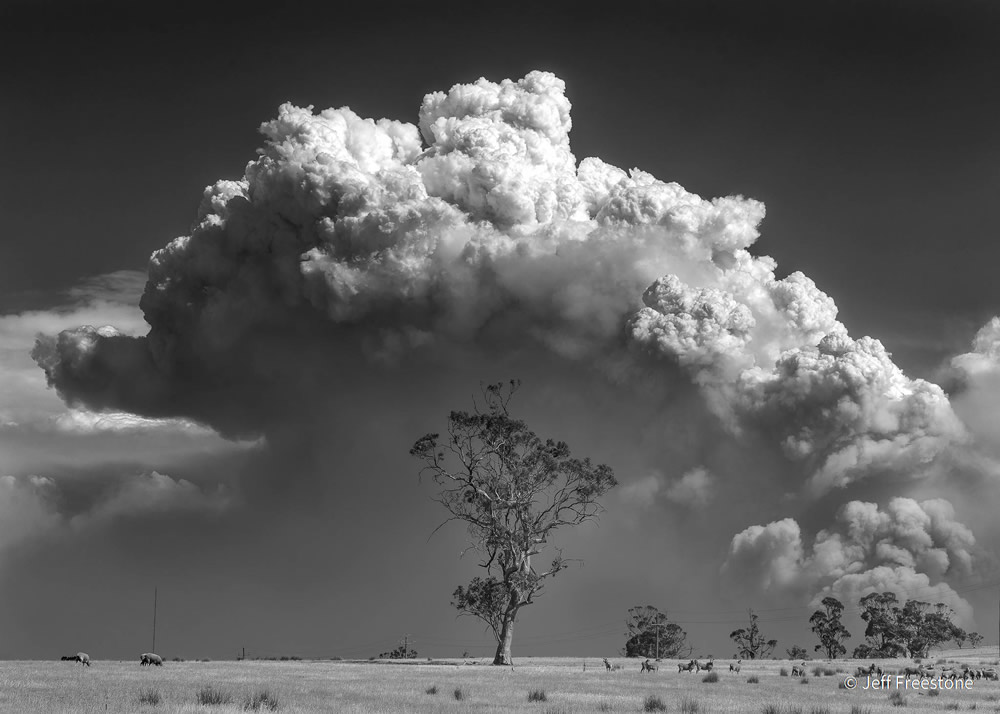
[152,587,157,653]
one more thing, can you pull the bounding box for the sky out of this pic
[2,0,1000,661]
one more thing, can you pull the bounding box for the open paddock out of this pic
[1,654,998,713]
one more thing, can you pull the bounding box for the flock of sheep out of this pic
[604,657,741,673]
[601,657,998,680]
[59,652,163,667]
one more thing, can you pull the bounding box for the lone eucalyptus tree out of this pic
[411,380,617,665]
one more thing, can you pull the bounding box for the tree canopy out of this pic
[852,592,966,658]
[623,605,690,659]
[809,596,850,659]
[411,381,617,665]
[730,610,777,660]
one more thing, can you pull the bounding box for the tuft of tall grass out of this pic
[779,667,789,676]
[680,698,701,713]
[643,695,667,712]
[137,689,161,706]
[243,689,279,711]
[850,707,873,714]
[528,689,547,702]
[425,685,438,695]
[702,670,719,683]
[453,687,465,701]
[887,690,906,707]
[746,675,760,683]
[196,686,233,706]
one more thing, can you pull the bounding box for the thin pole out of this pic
[152,587,157,653]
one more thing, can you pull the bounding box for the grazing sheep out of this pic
[603,657,612,672]
[790,662,805,677]
[75,652,91,666]
[702,658,714,672]
[730,659,741,673]
[678,659,698,673]
[140,653,163,666]
[641,659,658,673]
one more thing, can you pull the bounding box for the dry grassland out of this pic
[1,650,997,713]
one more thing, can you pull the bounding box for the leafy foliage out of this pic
[623,605,690,659]
[729,610,777,660]
[786,645,808,659]
[412,381,617,664]
[378,639,418,659]
[852,592,965,658]
[809,597,851,659]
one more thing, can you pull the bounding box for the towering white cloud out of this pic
[722,498,978,624]
[34,71,967,494]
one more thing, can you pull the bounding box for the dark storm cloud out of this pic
[25,70,1000,643]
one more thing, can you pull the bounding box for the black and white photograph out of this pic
[3,0,1000,711]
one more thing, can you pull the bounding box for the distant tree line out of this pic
[623,592,982,660]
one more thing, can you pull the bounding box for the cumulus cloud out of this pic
[942,316,1000,456]
[30,70,970,496]
[69,471,231,526]
[664,466,715,508]
[0,476,61,552]
[1,270,213,437]
[722,497,978,623]
[618,466,715,509]
[0,470,229,554]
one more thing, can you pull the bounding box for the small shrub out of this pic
[928,689,939,697]
[528,689,547,702]
[137,689,161,706]
[597,703,612,713]
[453,687,465,701]
[702,670,719,683]
[888,690,905,707]
[200,658,210,662]
[680,698,701,714]
[329,656,342,661]
[943,704,959,711]
[799,677,810,684]
[643,695,667,712]
[838,680,848,689]
[425,685,438,695]
[747,675,759,683]
[243,689,279,712]
[196,686,232,706]
[779,667,789,676]
[762,706,803,714]
[850,707,873,714]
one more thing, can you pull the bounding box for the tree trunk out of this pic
[493,615,514,665]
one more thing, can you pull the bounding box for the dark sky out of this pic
[2,0,1000,660]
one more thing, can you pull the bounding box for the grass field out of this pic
[2,651,998,713]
